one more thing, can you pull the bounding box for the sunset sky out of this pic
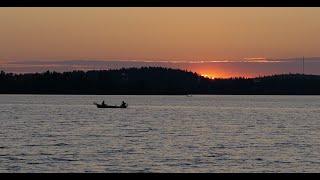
[1,7,320,78]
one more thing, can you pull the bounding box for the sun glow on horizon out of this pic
[200,74,215,79]
[197,69,230,79]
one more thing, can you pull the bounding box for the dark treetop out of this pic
[1,67,320,95]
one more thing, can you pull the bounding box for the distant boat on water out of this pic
[94,101,128,108]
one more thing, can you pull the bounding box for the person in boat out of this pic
[101,100,106,106]
[120,101,127,108]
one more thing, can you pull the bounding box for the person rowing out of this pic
[120,101,127,108]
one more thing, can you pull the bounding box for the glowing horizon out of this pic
[1,7,320,77]
[1,58,319,78]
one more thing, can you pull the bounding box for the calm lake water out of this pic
[0,95,320,172]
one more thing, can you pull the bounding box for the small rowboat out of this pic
[94,102,128,108]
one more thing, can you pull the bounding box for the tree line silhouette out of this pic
[1,67,320,95]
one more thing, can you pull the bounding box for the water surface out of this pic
[0,95,319,172]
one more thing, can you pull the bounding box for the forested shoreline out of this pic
[1,67,320,95]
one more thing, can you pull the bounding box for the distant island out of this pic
[1,67,320,95]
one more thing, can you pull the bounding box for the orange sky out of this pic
[1,7,320,77]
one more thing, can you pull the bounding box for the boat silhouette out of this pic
[94,102,128,108]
